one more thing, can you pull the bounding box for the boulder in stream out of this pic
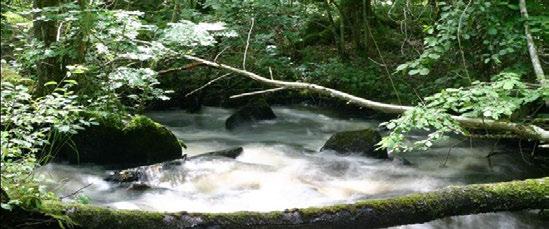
[391,156,413,166]
[225,100,276,130]
[321,128,388,159]
[189,147,243,159]
[105,147,243,183]
[56,112,183,168]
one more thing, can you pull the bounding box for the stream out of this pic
[37,106,547,228]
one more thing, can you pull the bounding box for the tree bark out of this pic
[519,0,545,85]
[43,178,548,229]
[340,0,369,55]
[182,55,549,142]
[323,0,346,59]
[33,0,64,96]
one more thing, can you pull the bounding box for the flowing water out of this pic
[37,106,547,228]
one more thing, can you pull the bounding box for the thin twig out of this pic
[61,183,92,199]
[214,46,230,62]
[185,73,231,97]
[242,18,255,70]
[366,22,402,104]
[440,138,466,167]
[269,67,274,80]
[457,0,472,83]
[158,62,204,75]
[518,140,533,165]
[230,87,286,99]
[486,138,500,169]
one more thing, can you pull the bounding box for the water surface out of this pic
[38,106,546,228]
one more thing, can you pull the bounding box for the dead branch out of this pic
[182,55,549,143]
[158,62,204,75]
[185,73,231,97]
[230,87,286,99]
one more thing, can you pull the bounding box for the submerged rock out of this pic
[56,113,182,168]
[391,156,413,166]
[225,100,276,130]
[189,147,243,159]
[105,147,242,183]
[105,169,143,183]
[321,128,388,159]
[127,182,152,191]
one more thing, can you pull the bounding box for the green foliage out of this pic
[379,106,463,153]
[1,80,92,211]
[380,71,545,153]
[424,72,543,120]
[396,0,528,77]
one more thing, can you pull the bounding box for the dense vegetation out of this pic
[1,0,547,228]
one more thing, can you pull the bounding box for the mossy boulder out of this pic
[57,113,182,168]
[225,100,276,130]
[321,128,388,159]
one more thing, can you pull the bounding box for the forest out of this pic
[1,0,548,228]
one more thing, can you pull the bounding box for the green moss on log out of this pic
[42,178,548,229]
[57,112,182,167]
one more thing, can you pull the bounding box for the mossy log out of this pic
[43,178,548,229]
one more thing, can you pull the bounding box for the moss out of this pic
[39,178,548,229]
[1,64,35,88]
[321,128,388,159]
[57,113,182,168]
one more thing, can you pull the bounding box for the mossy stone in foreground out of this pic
[58,113,182,168]
[321,128,388,159]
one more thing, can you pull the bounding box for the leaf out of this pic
[502,81,514,90]
[44,81,57,86]
[396,64,408,72]
[419,68,430,76]
[409,69,420,76]
[428,53,441,60]
[63,80,78,85]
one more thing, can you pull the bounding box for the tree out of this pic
[33,0,64,96]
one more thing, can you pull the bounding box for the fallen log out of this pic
[182,55,549,143]
[43,178,548,229]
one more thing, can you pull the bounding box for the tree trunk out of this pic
[43,178,548,229]
[518,0,545,85]
[33,0,64,96]
[323,0,346,60]
[341,0,366,55]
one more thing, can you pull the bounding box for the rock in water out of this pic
[225,100,276,130]
[105,170,142,183]
[391,156,413,166]
[189,147,243,159]
[105,147,242,183]
[321,128,388,159]
[127,182,152,191]
[56,112,182,168]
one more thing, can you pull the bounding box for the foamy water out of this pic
[37,106,546,228]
